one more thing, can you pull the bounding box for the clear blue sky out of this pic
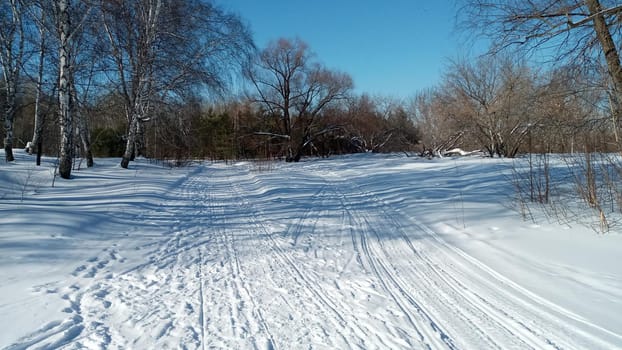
[224,0,483,99]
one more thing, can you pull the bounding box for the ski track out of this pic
[227,179,366,348]
[315,165,617,350]
[6,161,619,349]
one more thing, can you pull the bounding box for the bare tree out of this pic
[443,56,503,156]
[99,0,253,169]
[343,94,419,153]
[74,57,98,168]
[410,89,465,157]
[246,38,308,144]
[26,2,48,157]
[537,66,602,152]
[461,0,622,137]
[0,0,27,162]
[99,0,158,169]
[345,94,390,152]
[43,0,97,178]
[439,56,540,157]
[246,38,353,161]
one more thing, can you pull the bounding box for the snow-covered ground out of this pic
[1,150,620,349]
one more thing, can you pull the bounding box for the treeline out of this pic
[2,0,622,178]
[4,48,615,166]
[6,88,421,162]
[414,56,616,158]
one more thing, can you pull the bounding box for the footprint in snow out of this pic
[93,288,113,309]
[72,265,87,276]
[83,267,97,278]
[30,284,59,294]
[184,302,194,314]
[93,289,109,299]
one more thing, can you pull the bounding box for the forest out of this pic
[1,1,622,178]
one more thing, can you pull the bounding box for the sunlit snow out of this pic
[1,150,621,349]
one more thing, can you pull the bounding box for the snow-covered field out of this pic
[1,150,621,349]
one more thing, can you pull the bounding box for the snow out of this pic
[1,150,621,349]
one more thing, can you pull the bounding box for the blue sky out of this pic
[224,0,484,99]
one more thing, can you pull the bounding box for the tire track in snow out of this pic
[323,171,452,350]
[228,181,350,344]
[338,185,526,348]
[234,164,459,349]
[326,167,618,350]
[330,172,555,349]
[223,212,277,349]
[396,201,613,348]
[408,217,620,350]
[227,166,375,348]
[324,171,518,349]
[201,166,277,350]
[288,177,421,348]
[285,185,327,247]
[195,178,240,348]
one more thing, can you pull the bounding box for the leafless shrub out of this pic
[510,149,622,233]
[509,159,537,223]
[560,151,622,233]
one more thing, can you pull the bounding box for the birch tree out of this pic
[26,1,50,158]
[56,0,74,178]
[99,0,253,169]
[99,0,159,169]
[74,59,96,168]
[0,0,26,162]
[45,0,95,177]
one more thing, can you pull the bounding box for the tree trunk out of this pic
[36,140,42,166]
[121,114,138,168]
[289,131,311,162]
[77,111,93,167]
[1,0,23,163]
[3,89,15,162]
[585,0,622,127]
[135,120,145,158]
[29,15,46,157]
[57,0,73,179]
[290,143,303,162]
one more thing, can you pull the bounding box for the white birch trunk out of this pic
[121,113,138,169]
[77,110,93,167]
[57,0,73,179]
[29,9,47,157]
[117,0,161,169]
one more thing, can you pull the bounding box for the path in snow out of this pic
[6,160,620,349]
